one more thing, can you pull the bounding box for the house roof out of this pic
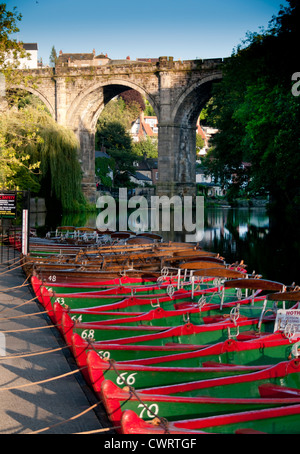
[95,150,111,159]
[135,158,158,171]
[131,171,152,181]
[22,43,38,50]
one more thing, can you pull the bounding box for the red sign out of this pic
[0,193,16,218]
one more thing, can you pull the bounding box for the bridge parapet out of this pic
[8,57,223,201]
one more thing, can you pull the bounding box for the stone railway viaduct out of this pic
[15,56,223,202]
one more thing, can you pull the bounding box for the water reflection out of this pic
[32,206,300,285]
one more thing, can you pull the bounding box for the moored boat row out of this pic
[15,230,300,434]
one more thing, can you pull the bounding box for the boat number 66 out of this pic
[116,372,137,386]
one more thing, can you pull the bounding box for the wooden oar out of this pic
[225,279,285,292]
[192,268,245,279]
[179,261,226,270]
[267,291,300,301]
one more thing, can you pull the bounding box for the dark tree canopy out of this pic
[204,0,300,208]
[119,89,145,111]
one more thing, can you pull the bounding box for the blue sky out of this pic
[6,0,288,65]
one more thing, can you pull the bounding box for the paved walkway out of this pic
[0,248,114,434]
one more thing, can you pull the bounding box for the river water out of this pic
[35,205,300,287]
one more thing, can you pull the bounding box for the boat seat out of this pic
[235,428,267,434]
[202,361,237,368]
[236,331,265,341]
[259,383,300,398]
[202,315,230,324]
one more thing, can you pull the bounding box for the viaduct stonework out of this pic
[15,56,223,202]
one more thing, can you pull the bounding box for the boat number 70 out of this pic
[138,403,159,419]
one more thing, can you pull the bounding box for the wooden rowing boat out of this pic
[62,309,275,345]
[120,402,300,434]
[85,348,270,390]
[100,359,300,431]
[22,232,300,434]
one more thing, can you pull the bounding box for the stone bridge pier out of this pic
[14,57,222,202]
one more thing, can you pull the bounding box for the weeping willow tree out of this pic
[1,104,87,212]
[28,108,87,212]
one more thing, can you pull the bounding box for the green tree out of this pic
[204,0,300,207]
[0,4,41,187]
[96,121,140,187]
[49,45,58,67]
[132,136,158,158]
[0,3,26,68]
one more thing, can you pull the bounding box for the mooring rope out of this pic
[0,345,71,360]
[1,323,60,334]
[88,339,171,434]
[0,367,84,391]
[73,427,117,434]
[0,282,30,293]
[0,262,26,276]
[29,401,106,434]
[0,309,49,321]
[0,295,39,314]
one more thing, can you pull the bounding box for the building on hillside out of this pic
[4,43,38,69]
[196,164,225,197]
[131,112,158,142]
[136,58,159,63]
[133,158,158,185]
[129,171,153,187]
[56,51,157,68]
[57,49,111,67]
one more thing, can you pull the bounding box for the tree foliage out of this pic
[204,0,300,207]
[0,3,26,68]
[119,89,145,112]
[24,107,87,211]
[95,97,142,187]
[49,45,58,67]
[132,136,158,158]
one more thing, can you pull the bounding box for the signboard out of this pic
[0,193,16,218]
[274,309,300,339]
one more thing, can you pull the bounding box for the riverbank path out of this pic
[0,248,114,434]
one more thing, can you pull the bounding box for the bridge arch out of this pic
[13,60,223,201]
[64,78,159,202]
[156,72,222,197]
[9,84,55,117]
[172,73,222,126]
[66,79,158,132]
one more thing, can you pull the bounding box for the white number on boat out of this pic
[116,372,137,386]
[71,315,82,322]
[97,350,110,360]
[48,275,56,282]
[138,403,159,419]
[55,297,66,306]
[81,329,95,339]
